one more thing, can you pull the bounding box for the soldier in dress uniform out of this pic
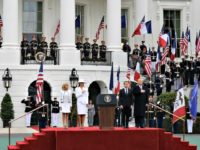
[146,95,156,127]
[91,39,98,61]
[122,40,131,53]
[37,101,47,132]
[186,107,194,133]
[20,36,30,64]
[196,55,200,81]
[140,41,147,52]
[0,36,2,48]
[146,80,155,97]
[184,55,190,86]
[83,38,91,60]
[51,97,60,127]
[30,35,38,57]
[76,36,83,50]
[131,44,140,69]
[174,62,182,90]
[156,101,165,128]
[50,37,58,64]
[165,62,172,92]
[38,36,48,54]
[150,47,157,71]
[189,56,195,85]
[155,73,164,96]
[21,96,35,127]
[99,40,107,61]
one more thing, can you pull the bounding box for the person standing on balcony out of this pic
[50,97,60,127]
[99,40,107,61]
[91,39,98,61]
[30,35,38,57]
[83,38,91,60]
[38,36,48,54]
[50,37,58,64]
[75,79,88,128]
[60,83,72,128]
[20,36,29,64]
[21,96,35,127]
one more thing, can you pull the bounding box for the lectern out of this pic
[96,94,117,129]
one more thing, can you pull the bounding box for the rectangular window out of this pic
[163,10,181,57]
[75,5,84,41]
[22,0,43,41]
[121,9,129,43]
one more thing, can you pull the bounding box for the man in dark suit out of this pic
[133,78,149,128]
[119,81,133,128]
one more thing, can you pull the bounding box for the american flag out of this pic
[180,27,190,56]
[126,66,131,81]
[96,16,105,40]
[144,55,152,78]
[196,33,200,56]
[36,63,44,104]
[161,46,169,65]
[0,15,3,27]
[54,21,60,38]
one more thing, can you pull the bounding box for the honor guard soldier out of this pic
[30,35,38,57]
[122,40,131,53]
[51,97,60,127]
[196,55,200,81]
[150,47,157,71]
[76,36,83,50]
[0,36,2,48]
[131,44,140,69]
[99,40,107,61]
[38,36,48,54]
[156,101,165,128]
[21,96,35,127]
[146,80,155,96]
[165,63,172,92]
[83,37,91,60]
[50,37,58,64]
[186,107,194,133]
[184,55,190,86]
[91,39,98,61]
[146,95,156,127]
[20,36,30,64]
[140,41,147,52]
[189,56,195,85]
[155,74,164,96]
[38,101,47,132]
[174,62,181,90]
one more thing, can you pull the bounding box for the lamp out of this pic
[2,68,12,92]
[69,68,79,91]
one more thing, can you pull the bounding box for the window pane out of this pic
[75,5,84,39]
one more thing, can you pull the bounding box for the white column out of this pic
[59,0,80,65]
[0,0,20,65]
[107,0,121,51]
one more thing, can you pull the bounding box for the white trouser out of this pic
[51,113,59,127]
[152,62,156,72]
[187,119,193,133]
[26,113,32,127]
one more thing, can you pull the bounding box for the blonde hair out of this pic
[62,83,69,91]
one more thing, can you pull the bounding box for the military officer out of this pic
[50,37,58,64]
[150,47,157,71]
[91,39,98,61]
[20,36,30,64]
[51,97,60,127]
[30,35,38,57]
[83,38,91,60]
[21,96,35,127]
[99,40,107,61]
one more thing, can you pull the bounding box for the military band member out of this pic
[196,56,200,81]
[155,74,164,96]
[150,47,157,71]
[83,38,91,60]
[165,63,172,92]
[184,55,190,86]
[50,37,58,62]
[38,36,48,54]
[20,36,30,63]
[189,57,195,85]
[91,39,98,61]
[99,40,106,61]
[51,97,60,127]
[174,62,181,90]
[21,96,35,127]
[30,35,38,56]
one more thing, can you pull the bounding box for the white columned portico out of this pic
[106,0,127,67]
[0,0,20,65]
[59,0,80,66]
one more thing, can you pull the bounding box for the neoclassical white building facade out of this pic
[0,0,199,127]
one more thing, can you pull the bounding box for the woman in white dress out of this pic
[60,83,72,128]
[75,79,88,128]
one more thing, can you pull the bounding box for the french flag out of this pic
[171,32,177,61]
[114,66,120,95]
[156,46,161,72]
[132,16,152,37]
[134,62,140,82]
[159,34,169,48]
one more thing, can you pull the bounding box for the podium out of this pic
[96,94,117,129]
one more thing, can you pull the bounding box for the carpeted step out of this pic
[24,137,37,142]
[188,144,197,150]
[8,145,20,150]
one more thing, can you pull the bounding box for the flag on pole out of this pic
[126,65,131,81]
[160,46,169,65]
[170,32,177,61]
[134,62,140,82]
[96,16,105,40]
[132,16,152,37]
[144,55,152,78]
[36,63,44,104]
[109,62,114,91]
[75,15,81,28]
[114,66,120,94]
[156,46,161,72]
[189,80,198,120]
[173,86,186,124]
[158,34,169,48]
[53,21,60,38]
[196,32,200,56]
[0,15,3,27]
[121,15,127,28]
[180,27,190,56]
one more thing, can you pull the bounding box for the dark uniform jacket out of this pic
[99,44,106,59]
[21,99,35,112]
[76,42,83,50]
[51,100,60,113]
[150,51,157,62]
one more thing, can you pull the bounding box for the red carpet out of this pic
[8,127,197,150]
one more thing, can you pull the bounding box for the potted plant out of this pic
[0,93,14,128]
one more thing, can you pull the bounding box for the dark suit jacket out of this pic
[133,85,149,117]
[119,88,133,107]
